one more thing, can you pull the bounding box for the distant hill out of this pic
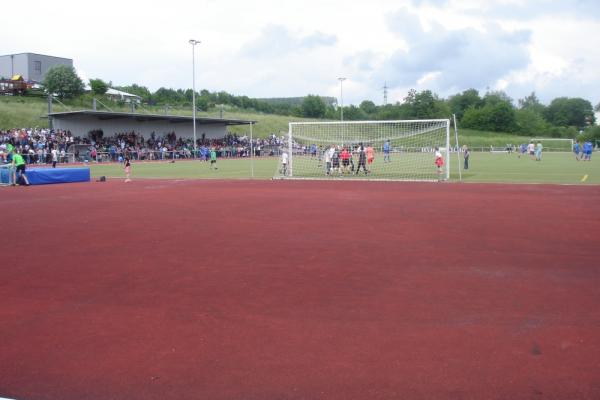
[258,96,337,107]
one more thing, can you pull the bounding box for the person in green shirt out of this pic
[210,148,218,170]
[12,150,30,186]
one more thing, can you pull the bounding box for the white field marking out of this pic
[581,174,589,182]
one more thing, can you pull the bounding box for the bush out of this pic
[579,125,600,143]
[515,109,550,136]
[462,101,517,133]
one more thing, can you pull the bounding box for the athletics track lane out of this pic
[1,180,599,399]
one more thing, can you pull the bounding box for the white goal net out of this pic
[530,138,574,152]
[277,120,450,181]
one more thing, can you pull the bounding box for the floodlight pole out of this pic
[338,77,346,145]
[189,39,201,158]
[338,77,346,121]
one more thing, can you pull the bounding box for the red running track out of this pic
[1,180,600,400]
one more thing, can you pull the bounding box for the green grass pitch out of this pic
[87,152,599,185]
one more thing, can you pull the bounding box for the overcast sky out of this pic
[3,0,599,106]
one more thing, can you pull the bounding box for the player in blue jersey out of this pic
[383,140,391,163]
[573,141,581,161]
[583,141,593,161]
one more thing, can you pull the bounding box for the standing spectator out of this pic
[535,141,543,161]
[324,145,333,175]
[51,147,58,168]
[463,145,470,170]
[281,151,289,176]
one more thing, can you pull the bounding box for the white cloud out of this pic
[0,0,598,106]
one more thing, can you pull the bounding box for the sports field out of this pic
[87,151,600,184]
[1,178,599,400]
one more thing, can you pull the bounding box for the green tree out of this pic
[515,108,549,136]
[359,100,377,115]
[42,65,85,99]
[403,89,449,119]
[154,87,183,104]
[545,97,595,127]
[448,89,483,120]
[462,101,517,132]
[89,78,108,95]
[301,95,326,118]
[116,84,152,103]
[518,92,545,115]
[343,105,368,120]
[483,90,513,107]
[375,103,410,120]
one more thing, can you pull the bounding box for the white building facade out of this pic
[0,53,73,82]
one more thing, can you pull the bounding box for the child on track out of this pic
[124,157,132,182]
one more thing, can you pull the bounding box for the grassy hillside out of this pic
[0,95,318,136]
[0,95,567,147]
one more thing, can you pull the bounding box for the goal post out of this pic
[530,138,574,152]
[279,119,451,181]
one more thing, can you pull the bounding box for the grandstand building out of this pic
[48,110,255,140]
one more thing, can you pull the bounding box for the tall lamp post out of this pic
[189,39,201,158]
[338,77,346,121]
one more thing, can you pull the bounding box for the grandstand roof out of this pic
[47,110,255,125]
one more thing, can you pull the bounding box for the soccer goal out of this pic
[530,138,574,152]
[277,119,451,181]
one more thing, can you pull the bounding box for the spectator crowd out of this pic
[0,128,287,164]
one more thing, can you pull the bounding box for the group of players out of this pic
[573,141,594,161]
[280,141,445,180]
[319,143,377,175]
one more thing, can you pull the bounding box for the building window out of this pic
[34,61,41,74]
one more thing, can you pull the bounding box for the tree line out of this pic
[301,89,597,139]
[41,65,599,140]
